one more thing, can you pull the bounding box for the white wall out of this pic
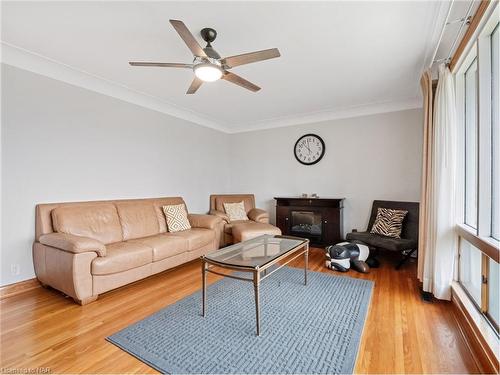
[1,64,230,285]
[228,109,423,235]
[1,64,423,286]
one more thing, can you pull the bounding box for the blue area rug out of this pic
[107,267,373,374]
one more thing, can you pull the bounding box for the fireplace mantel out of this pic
[274,197,344,247]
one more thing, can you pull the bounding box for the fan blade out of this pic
[222,48,280,68]
[169,19,207,58]
[222,72,261,92]
[186,77,203,94]
[129,62,193,68]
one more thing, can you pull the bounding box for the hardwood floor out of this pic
[0,248,479,374]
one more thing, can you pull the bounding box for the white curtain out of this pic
[420,64,457,300]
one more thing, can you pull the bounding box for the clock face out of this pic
[294,134,325,165]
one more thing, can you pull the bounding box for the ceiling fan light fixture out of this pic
[194,63,223,82]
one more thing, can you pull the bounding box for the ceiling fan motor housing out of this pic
[200,28,221,59]
[200,28,217,44]
[193,56,221,66]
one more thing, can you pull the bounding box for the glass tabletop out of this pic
[203,235,308,269]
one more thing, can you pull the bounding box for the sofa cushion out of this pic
[115,201,160,240]
[366,200,419,242]
[152,197,186,233]
[129,234,188,261]
[247,208,269,223]
[345,231,416,252]
[232,222,282,243]
[51,203,123,245]
[92,241,153,275]
[170,228,215,250]
[223,220,249,234]
[215,195,254,213]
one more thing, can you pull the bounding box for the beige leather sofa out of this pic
[209,194,281,247]
[33,197,222,305]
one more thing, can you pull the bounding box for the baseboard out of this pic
[0,278,41,299]
[451,283,499,374]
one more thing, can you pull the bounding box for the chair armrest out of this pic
[39,233,106,257]
[188,214,223,230]
[248,208,269,223]
[208,209,229,223]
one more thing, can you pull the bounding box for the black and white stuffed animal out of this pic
[325,242,370,273]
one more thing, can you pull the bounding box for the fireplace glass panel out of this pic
[290,211,322,237]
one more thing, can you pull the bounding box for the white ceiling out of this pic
[1,1,448,132]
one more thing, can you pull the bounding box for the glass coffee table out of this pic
[201,234,309,336]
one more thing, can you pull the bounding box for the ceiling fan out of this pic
[129,19,281,94]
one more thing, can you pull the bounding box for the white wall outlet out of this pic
[10,264,20,276]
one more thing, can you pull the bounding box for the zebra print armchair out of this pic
[346,200,419,269]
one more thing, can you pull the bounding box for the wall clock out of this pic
[294,134,325,165]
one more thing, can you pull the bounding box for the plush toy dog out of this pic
[325,242,370,273]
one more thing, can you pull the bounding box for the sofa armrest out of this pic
[188,214,223,230]
[39,233,106,257]
[248,208,269,223]
[208,209,229,223]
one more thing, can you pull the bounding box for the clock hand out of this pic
[306,139,312,154]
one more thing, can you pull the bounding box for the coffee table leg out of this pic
[304,243,309,286]
[202,259,207,317]
[254,269,261,336]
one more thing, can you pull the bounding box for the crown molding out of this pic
[0,42,229,133]
[229,98,422,133]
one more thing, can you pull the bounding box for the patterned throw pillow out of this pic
[223,201,249,222]
[163,204,191,232]
[370,208,408,238]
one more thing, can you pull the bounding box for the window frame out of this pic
[463,56,479,230]
[490,23,499,241]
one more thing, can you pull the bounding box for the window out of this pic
[459,239,482,305]
[458,235,499,332]
[488,258,499,328]
[491,25,499,240]
[488,23,499,332]
[464,59,478,229]
[455,7,499,333]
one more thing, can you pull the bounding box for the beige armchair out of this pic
[209,194,281,247]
